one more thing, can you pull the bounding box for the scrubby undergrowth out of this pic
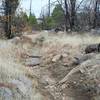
[0,31,100,100]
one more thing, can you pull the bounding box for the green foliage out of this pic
[41,4,65,30]
[44,17,55,29]
[22,12,28,22]
[13,12,28,27]
[52,4,65,27]
[28,14,37,26]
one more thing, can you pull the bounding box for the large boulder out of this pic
[0,76,54,100]
[74,53,95,65]
[59,56,100,100]
[85,43,100,54]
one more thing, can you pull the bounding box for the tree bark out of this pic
[64,0,70,31]
[4,0,19,39]
[4,0,12,38]
[70,0,76,30]
[92,0,98,29]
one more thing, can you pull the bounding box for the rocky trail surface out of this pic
[0,31,100,100]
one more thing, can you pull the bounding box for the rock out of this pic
[59,57,100,100]
[18,76,32,87]
[62,56,76,66]
[0,87,13,100]
[74,53,95,65]
[11,79,29,95]
[9,77,54,100]
[25,58,41,66]
[60,57,100,84]
[54,28,62,33]
[0,81,30,100]
[10,37,20,45]
[52,55,62,62]
[85,43,100,54]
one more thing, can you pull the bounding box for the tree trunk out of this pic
[70,0,76,30]
[92,0,98,29]
[4,0,12,38]
[64,0,70,31]
[4,0,19,39]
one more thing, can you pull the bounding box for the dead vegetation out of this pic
[0,31,100,100]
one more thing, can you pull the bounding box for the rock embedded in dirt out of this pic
[25,57,41,66]
[74,53,95,65]
[11,79,31,96]
[58,55,100,100]
[52,54,62,62]
[85,43,100,54]
[11,37,21,45]
[0,87,13,100]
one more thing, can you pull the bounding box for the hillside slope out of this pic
[0,31,100,100]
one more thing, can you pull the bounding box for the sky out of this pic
[20,0,81,18]
[21,0,54,18]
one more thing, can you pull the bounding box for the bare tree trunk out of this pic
[3,0,19,38]
[64,0,70,31]
[4,0,9,38]
[4,0,12,38]
[92,0,98,29]
[48,0,50,16]
[70,0,76,30]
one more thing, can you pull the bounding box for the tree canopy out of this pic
[52,4,65,27]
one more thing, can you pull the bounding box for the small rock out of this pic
[19,76,32,87]
[25,58,41,66]
[52,55,62,62]
[62,54,68,57]
[85,43,100,54]
[74,54,94,65]
[11,37,20,45]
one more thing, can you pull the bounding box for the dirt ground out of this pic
[0,31,100,100]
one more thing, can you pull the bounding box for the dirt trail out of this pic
[22,32,100,100]
[1,31,100,100]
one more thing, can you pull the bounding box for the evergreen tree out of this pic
[52,4,65,27]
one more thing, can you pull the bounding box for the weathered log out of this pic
[85,43,100,54]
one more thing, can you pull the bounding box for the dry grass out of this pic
[1,31,98,80]
[39,32,100,45]
[29,32,100,68]
[0,40,26,83]
[38,32,100,54]
[0,37,54,100]
[0,40,41,100]
[0,31,100,100]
